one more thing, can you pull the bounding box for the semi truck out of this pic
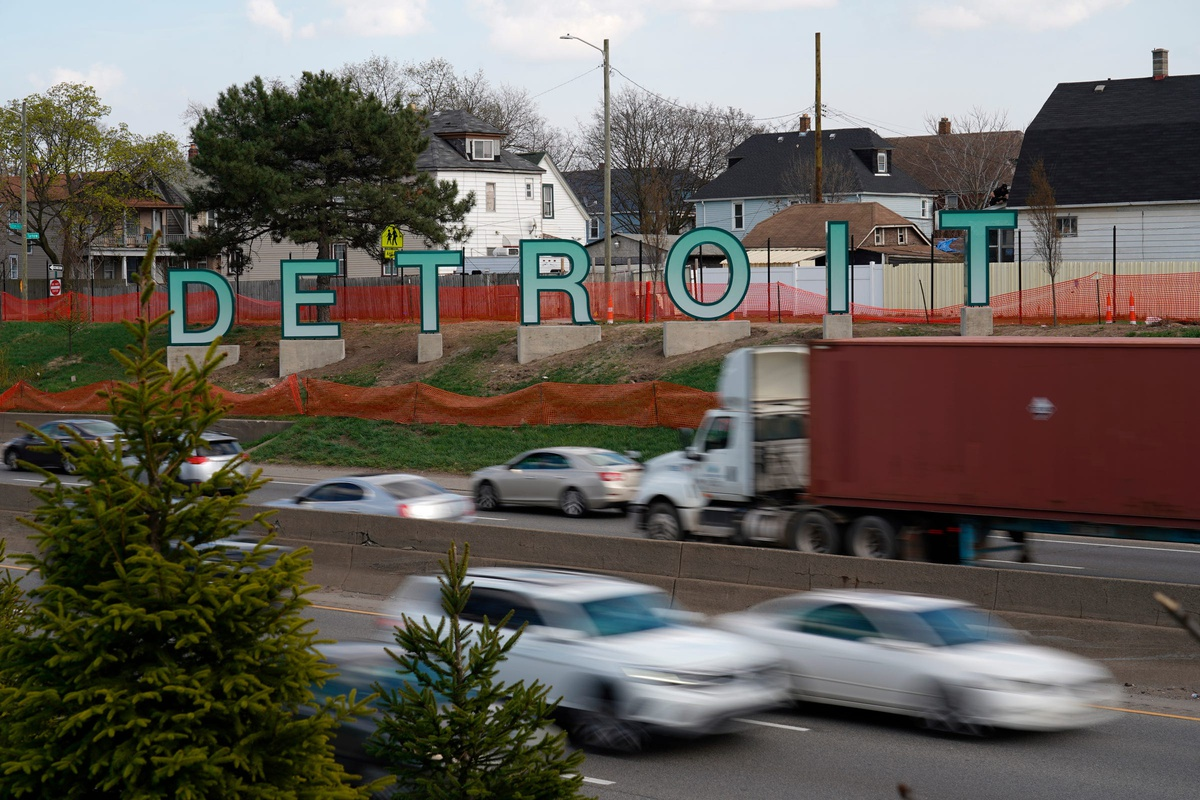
[629,338,1200,564]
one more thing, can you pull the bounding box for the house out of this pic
[1007,49,1200,263]
[234,110,588,279]
[688,119,934,240]
[581,232,726,272]
[563,167,696,242]
[741,202,941,266]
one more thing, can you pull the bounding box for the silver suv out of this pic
[377,568,787,752]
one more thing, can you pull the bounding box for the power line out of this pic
[530,66,602,100]
[608,65,813,125]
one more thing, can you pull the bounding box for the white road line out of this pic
[474,515,507,521]
[1036,539,1200,554]
[986,561,1085,570]
[735,718,811,732]
[582,777,615,786]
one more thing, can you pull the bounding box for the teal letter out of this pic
[826,221,850,314]
[938,209,1017,307]
[281,260,340,339]
[663,228,749,320]
[167,269,234,346]
[518,239,593,325]
[396,250,463,333]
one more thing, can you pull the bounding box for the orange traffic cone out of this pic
[1105,293,1113,324]
[1129,291,1137,325]
[606,299,614,324]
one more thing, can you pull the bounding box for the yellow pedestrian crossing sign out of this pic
[381,225,403,257]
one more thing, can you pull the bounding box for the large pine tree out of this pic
[0,238,375,799]
[369,542,587,800]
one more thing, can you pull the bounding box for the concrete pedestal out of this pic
[517,325,602,364]
[662,320,751,357]
[167,345,240,372]
[960,306,994,337]
[822,314,853,340]
[279,339,345,377]
[417,333,443,364]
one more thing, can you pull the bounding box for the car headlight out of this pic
[622,667,725,687]
[968,675,1056,693]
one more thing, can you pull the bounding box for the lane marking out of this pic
[0,563,31,572]
[1097,705,1200,723]
[735,718,811,732]
[312,603,385,616]
[1037,539,1200,555]
[983,560,1085,570]
[474,515,508,521]
[582,777,615,786]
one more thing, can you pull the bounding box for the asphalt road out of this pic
[5,463,1200,584]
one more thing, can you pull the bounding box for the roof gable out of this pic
[741,202,930,250]
[1009,74,1200,206]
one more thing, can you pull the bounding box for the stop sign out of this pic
[49,278,62,297]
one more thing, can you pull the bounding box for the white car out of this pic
[377,568,788,752]
[714,589,1119,735]
[471,447,643,517]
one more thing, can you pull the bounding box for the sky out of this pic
[1,0,1195,147]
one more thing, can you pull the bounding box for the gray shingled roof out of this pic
[416,111,542,175]
[690,127,929,202]
[1008,73,1200,207]
[425,109,507,137]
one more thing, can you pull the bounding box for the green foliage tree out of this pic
[369,542,586,800]
[0,83,186,286]
[185,71,474,322]
[0,237,375,799]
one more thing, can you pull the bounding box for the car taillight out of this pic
[186,456,209,464]
[397,503,411,517]
[599,471,622,482]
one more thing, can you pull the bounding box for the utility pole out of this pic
[814,32,823,204]
[20,99,29,302]
[602,38,612,323]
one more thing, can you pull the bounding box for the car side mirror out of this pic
[625,450,642,461]
[684,447,703,462]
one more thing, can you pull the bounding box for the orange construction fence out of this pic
[0,377,719,429]
[7,272,1200,326]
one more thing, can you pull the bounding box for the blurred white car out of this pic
[266,474,474,521]
[377,568,787,752]
[471,447,643,517]
[714,590,1119,735]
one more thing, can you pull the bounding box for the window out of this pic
[332,243,347,277]
[701,416,733,452]
[589,218,600,239]
[470,139,497,161]
[1056,216,1078,237]
[732,201,744,230]
[462,589,544,630]
[541,453,570,469]
[7,255,16,280]
[525,179,534,199]
[876,151,888,174]
[103,261,115,280]
[27,240,33,256]
[897,228,907,245]
[920,199,931,219]
[944,194,959,209]
[542,184,554,218]
[989,228,1015,263]
[485,182,496,213]
[303,482,366,503]
[874,229,884,246]
[800,604,879,641]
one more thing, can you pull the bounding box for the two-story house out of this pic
[1007,49,1200,265]
[688,118,934,240]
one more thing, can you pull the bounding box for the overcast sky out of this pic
[2,0,1193,147]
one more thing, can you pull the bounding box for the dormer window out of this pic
[470,139,497,161]
[876,151,888,174]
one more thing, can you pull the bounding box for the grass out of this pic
[249,417,685,474]
[423,330,517,395]
[0,322,165,392]
[1127,326,1200,338]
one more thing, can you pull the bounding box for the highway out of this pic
[3,464,1200,585]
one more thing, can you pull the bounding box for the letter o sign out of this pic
[662,227,750,320]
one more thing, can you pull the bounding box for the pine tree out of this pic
[0,237,376,799]
[368,542,587,800]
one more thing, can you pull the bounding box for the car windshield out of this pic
[379,478,445,500]
[578,591,670,636]
[915,606,1020,647]
[76,421,121,438]
[581,452,636,467]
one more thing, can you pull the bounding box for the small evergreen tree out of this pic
[0,237,375,799]
[369,542,587,800]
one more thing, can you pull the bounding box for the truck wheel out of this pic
[846,515,898,559]
[646,501,682,541]
[789,511,841,554]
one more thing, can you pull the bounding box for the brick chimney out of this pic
[798,113,811,132]
[187,142,199,161]
[937,117,952,135]
[1152,48,1168,80]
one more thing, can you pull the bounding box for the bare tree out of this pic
[778,151,861,205]
[1026,159,1062,326]
[915,108,1022,209]
[578,88,763,235]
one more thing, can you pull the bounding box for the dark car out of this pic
[3,418,123,474]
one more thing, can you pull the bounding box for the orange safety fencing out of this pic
[0,376,719,429]
[9,272,1200,326]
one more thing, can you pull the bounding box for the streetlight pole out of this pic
[20,99,29,304]
[562,33,612,323]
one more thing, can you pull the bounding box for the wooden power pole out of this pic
[814,32,823,204]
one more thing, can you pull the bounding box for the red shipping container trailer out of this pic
[807,337,1200,533]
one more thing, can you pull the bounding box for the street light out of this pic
[561,33,612,323]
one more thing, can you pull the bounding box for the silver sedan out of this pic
[265,474,475,521]
[471,447,643,517]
